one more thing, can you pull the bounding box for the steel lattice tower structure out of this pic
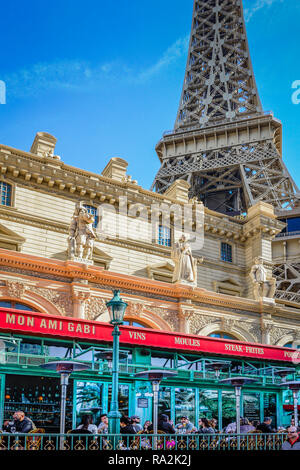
[151,0,299,216]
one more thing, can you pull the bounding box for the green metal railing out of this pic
[2,349,297,386]
[0,432,288,451]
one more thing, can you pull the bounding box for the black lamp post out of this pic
[106,290,128,434]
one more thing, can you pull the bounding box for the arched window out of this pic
[83,205,98,228]
[0,301,37,311]
[0,182,12,206]
[284,342,300,350]
[123,320,150,329]
[209,332,237,340]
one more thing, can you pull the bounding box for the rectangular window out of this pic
[158,387,171,417]
[264,393,277,428]
[198,389,218,421]
[84,205,98,228]
[158,225,171,247]
[243,392,260,423]
[221,390,236,429]
[76,381,103,427]
[175,388,196,427]
[0,182,11,206]
[221,242,233,263]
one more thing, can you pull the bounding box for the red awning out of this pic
[0,307,299,364]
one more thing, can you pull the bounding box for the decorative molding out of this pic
[189,314,217,335]
[29,286,73,317]
[5,280,27,299]
[85,297,107,321]
[150,306,180,331]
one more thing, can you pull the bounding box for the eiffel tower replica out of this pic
[152,0,299,215]
[152,0,300,308]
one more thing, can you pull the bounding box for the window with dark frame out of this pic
[0,182,12,206]
[83,205,98,228]
[158,225,171,247]
[221,242,232,263]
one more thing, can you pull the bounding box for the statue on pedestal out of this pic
[171,235,197,285]
[250,257,276,301]
[68,202,96,262]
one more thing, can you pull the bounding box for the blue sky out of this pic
[0,0,299,189]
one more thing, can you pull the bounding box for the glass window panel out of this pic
[0,301,14,308]
[222,390,236,429]
[151,354,174,368]
[108,384,129,416]
[14,303,35,311]
[175,388,196,426]
[287,217,300,233]
[0,182,12,206]
[198,389,218,421]
[76,381,103,427]
[158,225,171,247]
[264,393,277,428]
[43,342,72,359]
[243,393,260,424]
[20,340,42,355]
[158,387,171,417]
[221,242,232,263]
[83,205,98,228]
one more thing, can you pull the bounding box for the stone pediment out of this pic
[213,278,243,297]
[147,261,175,283]
[93,246,113,269]
[0,223,25,251]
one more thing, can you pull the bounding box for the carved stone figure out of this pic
[250,257,276,301]
[68,202,96,262]
[171,235,197,284]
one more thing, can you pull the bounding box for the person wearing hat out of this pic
[131,415,143,433]
[175,416,194,434]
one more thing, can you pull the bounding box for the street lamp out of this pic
[41,360,90,449]
[135,369,177,448]
[219,376,259,436]
[106,290,128,434]
[280,381,300,428]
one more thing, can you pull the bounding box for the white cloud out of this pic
[136,34,189,83]
[3,34,190,99]
[244,0,284,22]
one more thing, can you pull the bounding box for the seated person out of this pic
[120,416,136,435]
[98,414,108,434]
[6,411,34,434]
[76,414,98,434]
[175,416,194,434]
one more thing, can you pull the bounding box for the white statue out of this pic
[249,257,276,301]
[171,235,197,284]
[68,202,96,262]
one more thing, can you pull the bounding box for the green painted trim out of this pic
[0,373,5,428]
[218,389,222,431]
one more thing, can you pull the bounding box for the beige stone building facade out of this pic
[0,131,299,349]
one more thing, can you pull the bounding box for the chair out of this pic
[65,429,94,451]
[26,428,45,451]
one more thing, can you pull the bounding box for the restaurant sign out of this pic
[0,307,299,364]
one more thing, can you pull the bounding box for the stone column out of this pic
[72,287,90,319]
